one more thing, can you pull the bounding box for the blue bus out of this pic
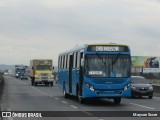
[58,44,131,104]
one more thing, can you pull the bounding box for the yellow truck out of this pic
[30,59,54,86]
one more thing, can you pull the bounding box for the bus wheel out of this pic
[63,84,68,98]
[50,82,53,86]
[114,97,121,104]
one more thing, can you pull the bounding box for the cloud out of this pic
[0,0,160,65]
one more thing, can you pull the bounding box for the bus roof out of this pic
[59,43,130,56]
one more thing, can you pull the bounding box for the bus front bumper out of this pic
[83,86,131,98]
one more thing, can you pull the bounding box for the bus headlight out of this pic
[90,86,94,91]
[124,83,130,90]
[85,83,94,91]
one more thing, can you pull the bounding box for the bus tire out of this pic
[63,84,68,98]
[114,97,121,104]
[50,82,53,86]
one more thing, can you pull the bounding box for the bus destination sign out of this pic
[87,45,129,52]
[96,46,119,51]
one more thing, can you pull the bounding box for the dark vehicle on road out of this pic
[131,76,153,99]
[20,73,28,80]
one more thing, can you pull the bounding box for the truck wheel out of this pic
[31,81,34,86]
[45,83,49,86]
[50,82,53,86]
[34,82,37,86]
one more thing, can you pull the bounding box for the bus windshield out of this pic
[85,54,131,78]
[36,65,51,70]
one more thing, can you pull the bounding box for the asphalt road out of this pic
[1,76,160,120]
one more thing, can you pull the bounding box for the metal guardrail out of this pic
[0,74,4,85]
[152,85,160,97]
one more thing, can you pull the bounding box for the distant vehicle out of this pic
[20,73,28,80]
[4,72,8,75]
[14,65,27,79]
[30,59,54,86]
[58,44,131,104]
[131,76,153,99]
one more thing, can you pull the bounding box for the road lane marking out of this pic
[70,105,78,109]
[129,103,155,110]
[55,97,59,100]
[61,101,68,104]
[48,95,53,97]
[42,93,48,96]
[82,111,93,116]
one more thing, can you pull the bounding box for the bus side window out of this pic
[67,54,70,69]
[77,52,80,69]
[64,55,67,69]
[59,56,61,69]
[58,57,61,69]
[73,52,77,69]
[62,56,64,69]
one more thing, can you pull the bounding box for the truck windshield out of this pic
[36,65,51,70]
[85,54,131,78]
[16,69,25,73]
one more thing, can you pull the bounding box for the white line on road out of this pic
[70,105,78,109]
[55,97,59,100]
[82,111,93,116]
[35,89,40,92]
[43,93,48,96]
[61,101,68,104]
[129,103,155,110]
[48,95,53,97]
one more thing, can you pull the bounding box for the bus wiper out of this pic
[96,53,106,65]
[112,53,121,65]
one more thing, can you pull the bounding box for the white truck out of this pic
[30,59,54,86]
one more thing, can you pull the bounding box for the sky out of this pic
[0,0,160,66]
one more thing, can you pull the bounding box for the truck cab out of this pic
[30,59,54,86]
